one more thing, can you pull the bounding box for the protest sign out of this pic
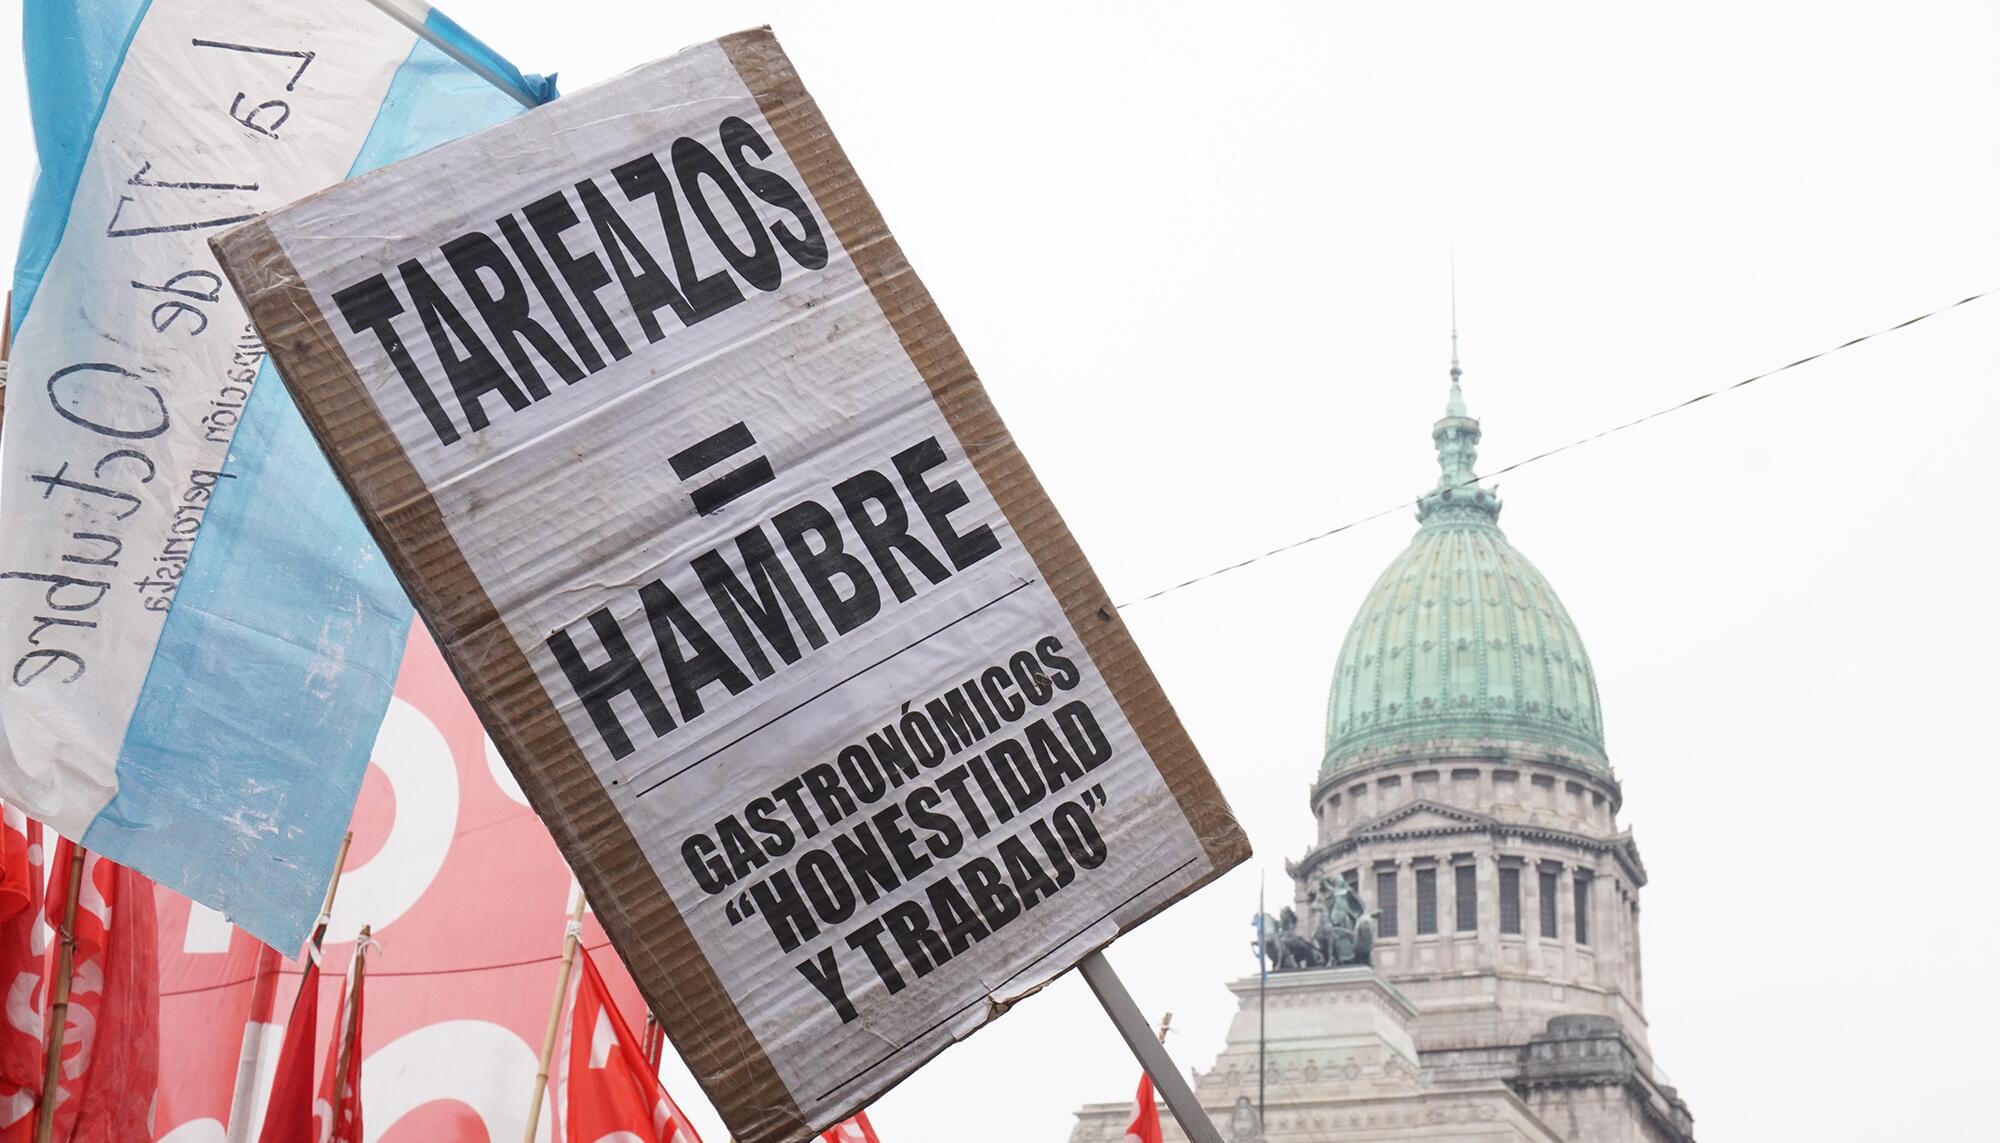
[213,28,1249,1142]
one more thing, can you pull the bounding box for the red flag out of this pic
[550,948,701,1143]
[822,1111,883,1143]
[41,840,158,1143]
[312,977,344,1143]
[333,973,364,1143]
[1122,1074,1163,1143]
[0,806,43,1141]
[314,960,365,1143]
[253,960,320,1143]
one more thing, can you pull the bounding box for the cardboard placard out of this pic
[213,28,1249,1142]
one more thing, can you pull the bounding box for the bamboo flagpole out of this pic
[309,831,357,951]
[224,831,355,1143]
[355,0,539,108]
[642,1012,663,1074]
[522,892,588,1143]
[327,924,373,1135]
[31,844,89,1143]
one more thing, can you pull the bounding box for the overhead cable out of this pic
[1116,288,1998,608]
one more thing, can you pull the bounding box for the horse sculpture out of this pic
[1252,907,1321,970]
[1252,877,1376,972]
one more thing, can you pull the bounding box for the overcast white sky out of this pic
[6,2,1999,1140]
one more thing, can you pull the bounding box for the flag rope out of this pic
[160,939,622,998]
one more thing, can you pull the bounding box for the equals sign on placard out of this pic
[670,421,776,516]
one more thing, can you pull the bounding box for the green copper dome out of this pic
[1321,358,1607,778]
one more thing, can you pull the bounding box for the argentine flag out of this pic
[0,0,552,948]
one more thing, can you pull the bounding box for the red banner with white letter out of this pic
[0,806,43,1142]
[1122,1075,1162,1143]
[551,948,702,1143]
[42,841,160,1143]
[154,625,649,1143]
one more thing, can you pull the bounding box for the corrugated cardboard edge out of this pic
[722,28,1251,889]
[206,220,810,1143]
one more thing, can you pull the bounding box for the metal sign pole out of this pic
[1078,951,1223,1143]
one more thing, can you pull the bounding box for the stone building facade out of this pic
[1070,355,1695,1143]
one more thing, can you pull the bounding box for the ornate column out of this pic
[1555,863,1575,982]
[1478,851,1501,970]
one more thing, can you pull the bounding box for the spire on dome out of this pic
[1446,265,1467,418]
[1417,296,1501,527]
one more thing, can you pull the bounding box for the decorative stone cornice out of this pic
[1360,800,1493,833]
[1292,802,1649,888]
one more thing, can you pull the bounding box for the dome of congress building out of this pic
[1321,368,1608,778]
[1068,340,1696,1143]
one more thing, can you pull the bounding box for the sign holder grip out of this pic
[1079,951,1224,1143]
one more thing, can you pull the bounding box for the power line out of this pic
[1116,287,1998,609]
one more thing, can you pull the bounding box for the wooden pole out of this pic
[312,831,357,950]
[2,290,13,437]
[642,1012,663,1073]
[32,844,89,1143]
[522,893,588,1143]
[355,0,539,108]
[1078,951,1223,1143]
[327,924,371,1135]
[225,831,354,1143]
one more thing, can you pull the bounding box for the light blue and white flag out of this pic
[0,0,552,948]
